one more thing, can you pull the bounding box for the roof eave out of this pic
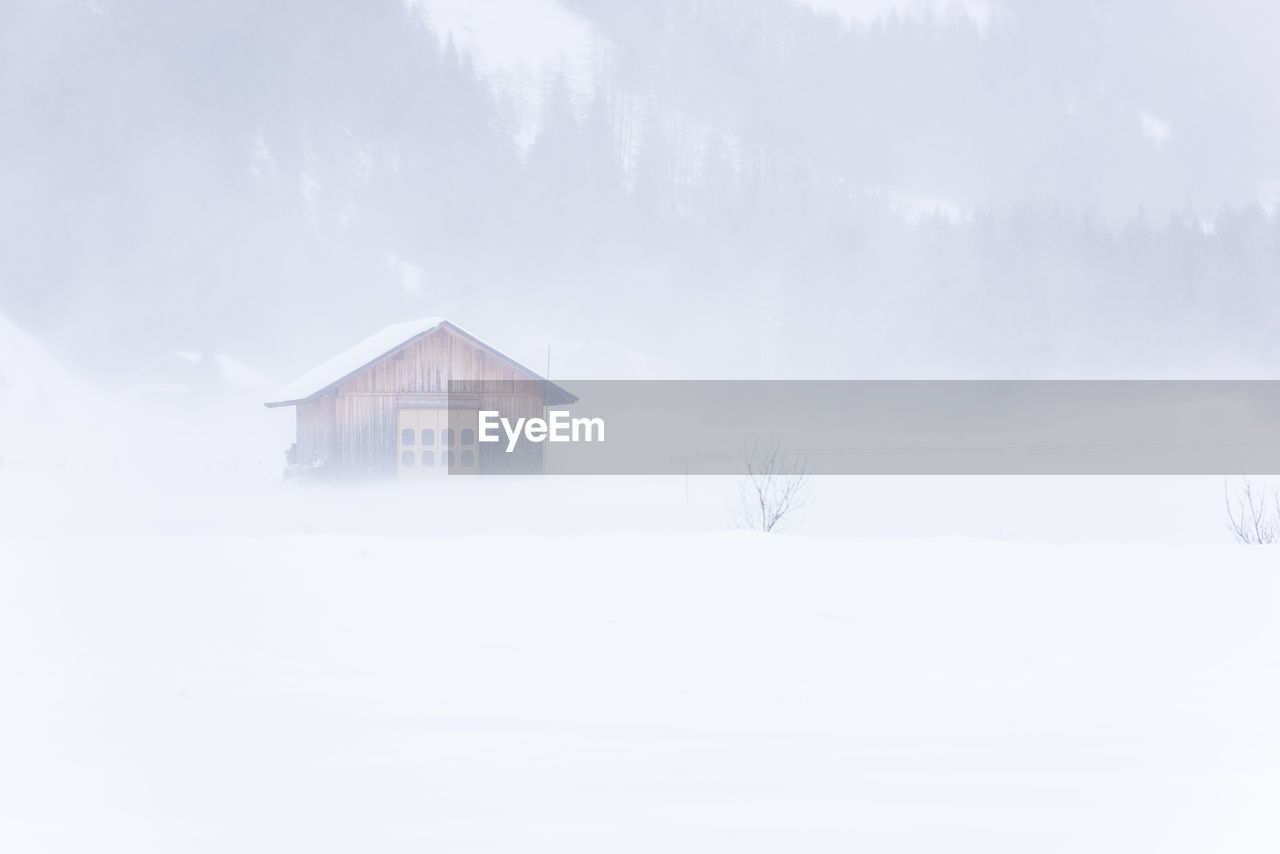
[545,385,579,406]
[262,320,577,407]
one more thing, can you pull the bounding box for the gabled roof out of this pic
[264,318,577,407]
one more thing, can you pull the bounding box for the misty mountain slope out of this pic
[1,0,1277,382]
[567,0,1280,219]
[405,0,615,150]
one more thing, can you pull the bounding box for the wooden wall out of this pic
[296,326,550,478]
[295,395,334,466]
[341,326,546,395]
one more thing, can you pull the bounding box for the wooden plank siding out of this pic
[295,395,335,466]
[295,326,551,479]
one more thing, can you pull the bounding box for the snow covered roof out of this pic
[266,317,446,405]
[124,351,273,394]
[265,317,575,407]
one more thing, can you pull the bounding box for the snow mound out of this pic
[123,351,273,397]
[0,310,83,416]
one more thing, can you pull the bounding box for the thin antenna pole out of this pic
[546,344,551,379]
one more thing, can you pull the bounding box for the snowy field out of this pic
[2,523,1279,851]
[3,387,1278,850]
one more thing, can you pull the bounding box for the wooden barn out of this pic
[265,318,576,480]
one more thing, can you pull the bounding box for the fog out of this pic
[4,0,1277,535]
[3,4,1280,850]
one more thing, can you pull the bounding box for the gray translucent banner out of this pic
[450,381,1280,475]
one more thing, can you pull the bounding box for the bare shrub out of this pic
[1224,477,1279,544]
[734,436,812,532]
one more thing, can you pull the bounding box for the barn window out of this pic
[401,429,414,445]
[461,450,474,467]
[443,428,455,447]
[421,428,435,446]
[422,450,434,467]
[401,450,415,466]
[461,428,475,446]
[445,450,455,468]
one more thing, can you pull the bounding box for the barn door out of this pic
[397,409,478,480]
[398,409,443,480]
[444,408,479,474]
